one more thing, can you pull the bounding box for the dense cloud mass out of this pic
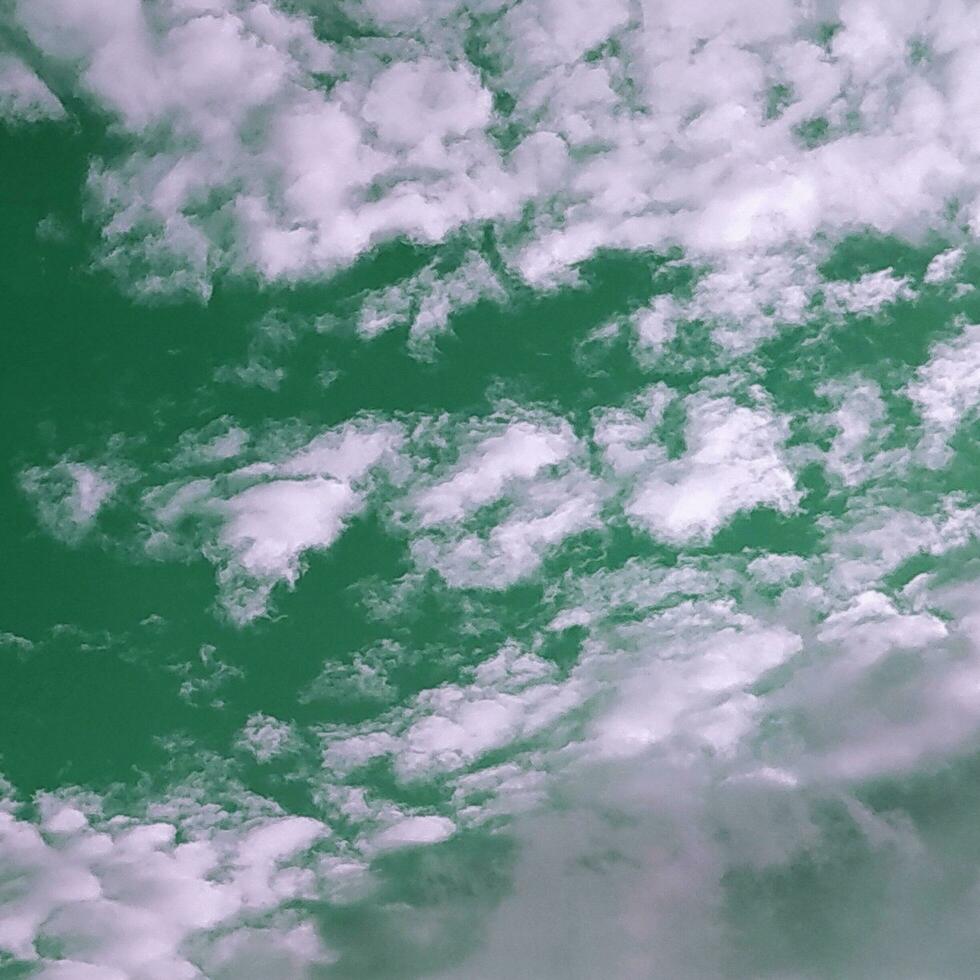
[2,0,978,296]
[8,1,980,978]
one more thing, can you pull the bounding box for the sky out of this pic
[5,0,980,977]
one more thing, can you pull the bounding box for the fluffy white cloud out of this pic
[143,418,404,623]
[907,321,980,465]
[357,250,505,353]
[403,415,602,588]
[8,0,980,311]
[0,54,65,122]
[413,420,576,526]
[219,478,357,578]
[626,394,800,545]
[822,268,915,316]
[237,713,298,763]
[589,601,803,760]
[21,460,120,544]
[816,377,895,486]
[924,246,965,284]
[362,59,491,146]
[322,643,584,784]
[0,803,333,977]
[369,814,456,852]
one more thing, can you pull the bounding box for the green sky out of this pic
[5,2,980,978]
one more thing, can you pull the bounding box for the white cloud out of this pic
[413,419,578,527]
[0,55,65,122]
[592,383,673,476]
[21,460,119,544]
[693,252,820,352]
[822,267,915,316]
[821,496,980,596]
[412,475,601,590]
[193,920,335,980]
[402,415,602,588]
[924,246,966,284]
[501,0,631,68]
[588,601,803,760]
[172,419,250,467]
[322,644,584,784]
[209,478,358,619]
[19,7,980,967]
[9,0,980,317]
[142,418,404,623]
[237,713,298,763]
[631,296,679,356]
[219,477,358,579]
[357,251,505,352]
[907,321,980,465]
[362,59,491,146]
[816,377,895,486]
[0,804,333,977]
[626,394,800,545]
[369,814,456,852]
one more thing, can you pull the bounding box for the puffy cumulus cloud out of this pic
[356,250,505,354]
[906,320,980,466]
[362,59,491,146]
[819,495,980,598]
[399,414,603,588]
[411,473,601,589]
[321,642,585,788]
[412,419,578,526]
[814,376,903,487]
[0,799,334,977]
[586,600,804,761]
[20,459,122,544]
[681,252,821,353]
[11,0,980,312]
[924,245,966,284]
[216,477,359,609]
[11,0,520,297]
[501,0,632,69]
[315,586,800,832]
[628,253,921,359]
[630,295,680,357]
[506,0,967,284]
[369,814,456,853]
[170,417,251,468]
[236,712,299,763]
[591,382,674,478]
[822,266,916,316]
[624,392,800,546]
[0,54,65,122]
[142,418,404,623]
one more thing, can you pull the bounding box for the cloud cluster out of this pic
[143,418,403,623]
[19,460,121,544]
[6,0,980,309]
[0,54,64,122]
[14,6,980,973]
[0,796,335,978]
